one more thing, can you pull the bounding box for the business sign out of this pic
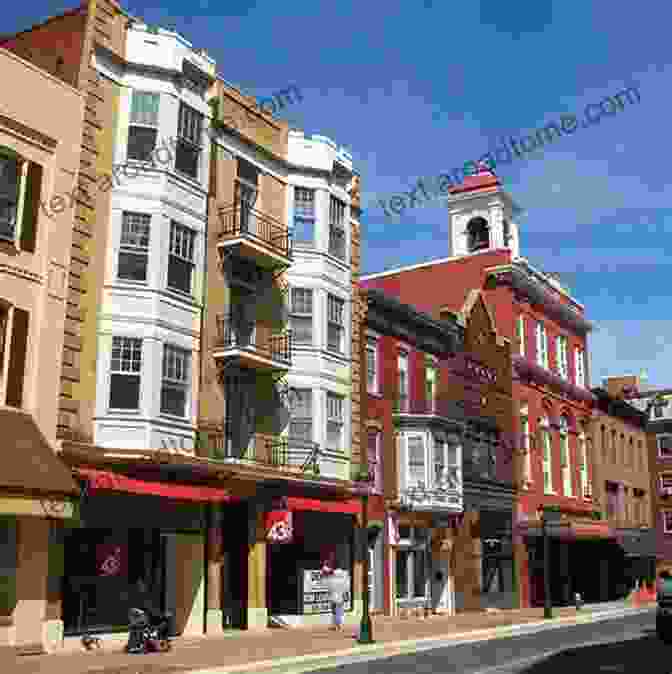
[302,569,352,614]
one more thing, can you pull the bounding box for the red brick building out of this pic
[362,168,611,608]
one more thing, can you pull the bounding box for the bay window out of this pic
[289,388,312,442]
[127,91,160,162]
[326,392,344,451]
[160,344,190,417]
[327,294,345,353]
[328,195,346,260]
[407,434,426,488]
[293,187,315,245]
[109,336,142,410]
[167,221,196,295]
[290,288,313,345]
[175,102,203,179]
[118,212,150,282]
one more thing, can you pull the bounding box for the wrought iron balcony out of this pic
[218,202,292,270]
[213,315,291,372]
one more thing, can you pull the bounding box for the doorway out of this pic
[222,502,249,629]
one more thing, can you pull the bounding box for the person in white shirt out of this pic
[321,563,348,630]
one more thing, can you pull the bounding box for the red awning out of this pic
[76,468,234,503]
[286,496,361,515]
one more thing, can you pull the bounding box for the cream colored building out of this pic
[0,47,84,652]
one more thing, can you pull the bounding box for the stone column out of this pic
[206,505,224,634]
[247,506,267,629]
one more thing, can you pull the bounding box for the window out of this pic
[540,416,553,494]
[606,483,619,519]
[601,425,607,461]
[628,437,634,467]
[0,152,40,251]
[425,363,437,413]
[536,322,548,369]
[433,435,445,489]
[168,222,195,294]
[559,415,572,496]
[407,434,426,488]
[127,91,160,161]
[516,315,525,356]
[396,549,409,598]
[467,216,489,252]
[368,430,382,493]
[366,336,378,393]
[326,392,344,451]
[659,435,672,458]
[289,388,312,442]
[574,347,586,387]
[578,431,589,499]
[118,212,150,281]
[664,511,672,535]
[395,545,428,600]
[556,335,568,380]
[328,196,346,260]
[398,351,409,412]
[290,288,313,345]
[521,410,532,485]
[293,187,315,244]
[661,474,672,490]
[109,336,142,410]
[327,294,345,353]
[160,345,190,417]
[175,102,203,179]
[0,306,30,408]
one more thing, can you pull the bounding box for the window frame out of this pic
[117,211,151,282]
[521,412,532,485]
[578,430,589,499]
[574,347,586,387]
[398,350,409,413]
[406,432,427,489]
[160,343,191,418]
[0,151,28,245]
[175,101,203,180]
[536,322,548,369]
[664,511,672,535]
[326,391,345,452]
[293,186,316,245]
[109,336,143,411]
[556,335,569,380]
[516,315,525,357]
[559,415,572,497]
[660,473,672,490]
[326,293,345,354]
[540,416,553,494]
[127,91,160,163]
[289,287,313,346]
[366,335,379,394]
[367,428,383,494]
[328,195,347,261]
[659,434,672,459]
[167,221,196,296]
[425,360,437,413]
[289,388,313,443]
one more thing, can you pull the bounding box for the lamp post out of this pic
[358,490,374,644]
[542,512,552,619]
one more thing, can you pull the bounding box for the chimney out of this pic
[603,375,640,398]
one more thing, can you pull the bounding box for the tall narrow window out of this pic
[397,351,409,412]
[407,434,426,488]
[536,322,548,369]
[368,429,382,493]
[425,362,437,413]
[556,335,568,380]
[128,91,160,161]
[290,288,313,345]
[289,388,312,442]
[167,221,196,295]
[328,195,346,260]
[433,434,446,489]
[326,392,344,451]
[516,315,525,357]
[327,294,345,353]
[521,409,532,485]
[293,187,315,245]
[366,336,378,394]
[3,307,29,408]
[574,347,586,387]
[109,336,142,410]
[160,344,190,417]
[0,153,20,242]
[559,415,572,496]
[175,102,203,179]
[118,212,150,282]
[541,416,553,494]
[578,429,589,498]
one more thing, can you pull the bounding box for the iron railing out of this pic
[214,315,291,365]
[219,202,292,260]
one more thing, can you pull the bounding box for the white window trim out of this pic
[578,432,589,499]
[574,347,586,388]
[516,315,525,357]
[521,415,532,487]
[290,287,314,347]
[326,293,346,355]
[556,335,568,380]
[0,153,29,248]
[288,387,313,443]
[540,417,554,495]
[160,343,191,419]
[536,322,548,369]
[398,350,409,412]
[326,391,345,452]
[405,432,428,489]
[108,335,143,413]
[366,334,379,394]
[658,434,672,459]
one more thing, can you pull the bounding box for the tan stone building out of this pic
[0,46,83,652]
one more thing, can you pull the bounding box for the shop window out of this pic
[109,336,142,410]
[118,212,150,282]
[413,548,427,598]
[127,91,160,162]
[293,187,315,245]
[167,221,195,295]
[160,344,190,417]
[290,288,313,345]
[0,517,17,616]
[175,101,203,179]
[396,549,409,598]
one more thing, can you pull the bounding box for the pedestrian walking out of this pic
[322,562,348,631]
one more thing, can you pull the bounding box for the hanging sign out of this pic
[265,510,293,544]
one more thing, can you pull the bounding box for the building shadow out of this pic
[519,633,668,673]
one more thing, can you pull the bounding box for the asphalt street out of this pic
[290,610,662,674]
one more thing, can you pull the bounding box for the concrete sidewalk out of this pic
[2,600,656,674]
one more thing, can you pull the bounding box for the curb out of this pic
[187,605,655,674]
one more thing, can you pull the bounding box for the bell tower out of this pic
[446,166,523,259]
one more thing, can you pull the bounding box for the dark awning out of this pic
[0,407,79,496]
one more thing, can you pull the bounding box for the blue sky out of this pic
[6,0,671,388]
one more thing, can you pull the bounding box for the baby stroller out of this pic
[126,607,174,654]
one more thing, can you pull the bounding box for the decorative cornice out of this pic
[486,263,592,334]
[513,356,596,404]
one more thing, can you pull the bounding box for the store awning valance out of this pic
[286,496,361,514]
[76,468,233,503]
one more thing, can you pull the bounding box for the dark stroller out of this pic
[126,607,174,654]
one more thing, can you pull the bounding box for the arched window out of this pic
[559,415,572,496]
[467,216,490,252]
[540,415,553,494]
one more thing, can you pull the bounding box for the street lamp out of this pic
[358,489,374,644]
[538,507,566,620]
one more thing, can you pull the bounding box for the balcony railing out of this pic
[214,315,291,370]
[218,202,292,267]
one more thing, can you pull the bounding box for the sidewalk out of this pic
[2,600,656,674]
